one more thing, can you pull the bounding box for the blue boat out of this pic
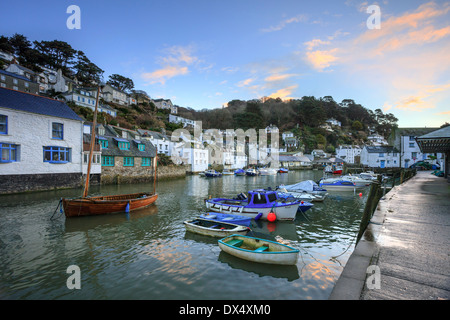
[234,169,245,176]
[200,212,252,227]
[245,168,259,176]
[204,170,222,177]
[205,189,300,221]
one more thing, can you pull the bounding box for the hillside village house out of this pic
[0,69,39,94]
[138,129,173,156]
[389,127,443,168]
[62,88,117,117]
[153,98,177,114]
[101,83,129,106]
[0,87,84,193]
[360,146,400,168]
[336,145,362,164]
[168,114,196,128]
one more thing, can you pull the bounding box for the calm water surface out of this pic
[0,170,368,300]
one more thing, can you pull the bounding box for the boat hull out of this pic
[205,199,299,221]
[184,219,249,238]
[62,192,158,217]
[218,235,299,265]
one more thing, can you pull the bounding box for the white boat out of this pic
[218,234,299,265]
[222,169,234,175]
[184,218,249,238]
[259,168,277,175]
[245,168,259,176]
[341,175,373,187]
[279,180,328,196]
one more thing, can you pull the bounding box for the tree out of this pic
[107,74,134,93]
[72,50,104,86]
[33,40,77,73]
[352,120,363,130]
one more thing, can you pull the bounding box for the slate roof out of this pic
[0,87,83,121]
[364,146,399,153]
[0,69,35,82]
[100,135,157,158]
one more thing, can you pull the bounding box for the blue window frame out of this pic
[118,141,130,150]
[102,156,114,166]
[138,144,145,151]
[43,146,71,163]
[52,123,64,140]
[141,157,151,166]
[1,143,18,162]
[99,139,108,149]
[0,115,7,134]
[123,157,134,166]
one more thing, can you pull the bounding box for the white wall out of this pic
[0,108,83,175]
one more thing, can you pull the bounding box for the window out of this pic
[13,79,18,85]
[123,157,134,166]
[412,152,417,159]
[409,143,415,148]
[0,115,7,134]
[0,75,5,81]
[102,156,114,166]
[409,136,415,141]
[138,144,145,151]
[1,143,18,162]
[52,123,63,140]
[118,141,130,150]
[99,139,108,149]
[142,157,151,166]
[252,193,267,204]
[379,153,384,157]
[43,146,71,163]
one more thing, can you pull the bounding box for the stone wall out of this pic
[0,173,82,194]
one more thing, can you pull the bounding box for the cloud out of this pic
[261,14,307,32]
[304,39,331,51]
[305,49,338,71]
[141,66,189,85]
[264,73,298,82]
[268,85,298,100]
[141,45,198,85]
[237,78,255,87]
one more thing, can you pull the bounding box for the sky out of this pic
[1,0,449,127]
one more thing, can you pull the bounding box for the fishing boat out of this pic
[259,168,277,175]
[200,212,252,226]
[333,166,343,174]
[234,169,245,176]
[341,175,373,187]
[318,178,362,191]
[218,234,299,265]
[205,189,300,221]
[62,86,158,218]
[184,218,249,238]
[245,168,259,176]
[204,170,222,177]
[278,168,289,173]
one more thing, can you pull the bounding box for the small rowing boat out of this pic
[218,234,299,265]
[184,218,249,237]
[200,212,252,226]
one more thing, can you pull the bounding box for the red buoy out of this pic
[267,211,276,222]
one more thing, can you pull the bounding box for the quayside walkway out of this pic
[329,171,450,300]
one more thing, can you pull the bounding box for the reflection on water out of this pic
[0,170,367,300]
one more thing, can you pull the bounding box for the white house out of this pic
[138,129,173,156]
[336,145,362,164]
[169,114,196,128]
[360,146,400,168]
[153,98,178,114]
[367,133,388,146]
[101,84,129,106]
[325,118,341,127]
[63,88,117,117]
[0,87,84,193]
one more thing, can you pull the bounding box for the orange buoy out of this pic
[267,211,277,222]
[359,192,363,197]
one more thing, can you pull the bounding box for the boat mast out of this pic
[83,86,101,198]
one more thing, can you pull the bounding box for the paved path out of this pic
[329,171,450,300]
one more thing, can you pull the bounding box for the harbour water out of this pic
[0,170,368,300]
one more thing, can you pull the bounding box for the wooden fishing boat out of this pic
[218,234,299,265]
[199,212,252,226]
[61,86,158,218]
[184,218,249,238]
[62,192,158,217]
